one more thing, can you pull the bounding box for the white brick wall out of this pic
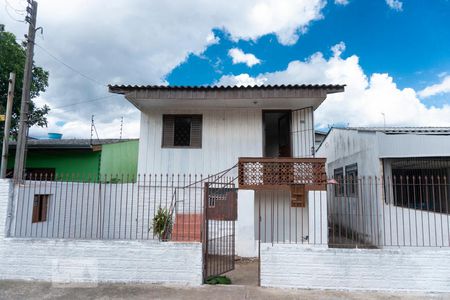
[261,243,450,292]
[0,179,202,285]
[0,239,202,284]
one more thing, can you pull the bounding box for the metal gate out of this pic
[203,180,237,282]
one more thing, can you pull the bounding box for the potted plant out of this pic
[152,207,172,241]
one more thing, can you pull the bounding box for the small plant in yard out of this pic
[152,207,172,241]
[205,275,232,285]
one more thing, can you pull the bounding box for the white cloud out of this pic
[219,73,267,86]
[206,32,220,45]
[418,76,450,98]
[1,0,326,138]
[228,48,261,67]
[386,0,403,11]
[334,0,349,5]
[217,43,450,128]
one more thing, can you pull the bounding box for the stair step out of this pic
[172,236,201,242]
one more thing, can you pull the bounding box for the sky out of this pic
[1,0,450,138]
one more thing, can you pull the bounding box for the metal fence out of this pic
[328,176,450,248]
[257,176,450,248]
[10,172,236,241]
[256,189,327,245]
[10,172,450,248]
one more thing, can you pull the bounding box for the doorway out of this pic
[263,110,291,157]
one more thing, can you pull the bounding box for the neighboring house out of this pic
[317,127,450,247]
[6,139,139,181]
[317,126,450,179]
[314,130,327,151]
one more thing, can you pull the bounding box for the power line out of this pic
[52,95,117,110]
[5,0,26,13]
[4,2,26,23]
[34,42,106,87]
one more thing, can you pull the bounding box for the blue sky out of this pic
[2,0,449,137]
[168,0,450,108]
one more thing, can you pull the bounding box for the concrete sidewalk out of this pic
[0,281,448,300]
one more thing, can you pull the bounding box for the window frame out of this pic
[32,194,49,223]
[161,114,202,149]
[345,163,358,197]
[334,167,344,197]
[391,166,449,214]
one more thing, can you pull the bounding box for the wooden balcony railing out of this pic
[238,157,326,191]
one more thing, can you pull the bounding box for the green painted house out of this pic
[6,139,139,182]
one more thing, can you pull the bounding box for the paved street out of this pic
[0,280,449,300]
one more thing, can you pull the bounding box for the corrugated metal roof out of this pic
[108,84,345,94]
[340,127,450,135]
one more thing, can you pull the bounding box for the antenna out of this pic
[119,116,123,140]
[381,113,386,130]
[90,115,94,145]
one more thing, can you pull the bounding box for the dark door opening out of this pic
[263,110,291,157]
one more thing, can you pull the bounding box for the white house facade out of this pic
[108,84,343,257]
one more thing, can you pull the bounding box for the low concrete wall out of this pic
[0,238,202,284]
[261,243,450,292]
[0,179,202,285]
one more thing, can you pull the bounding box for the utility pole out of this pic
[13,0,38,181]
[1,73,16,178]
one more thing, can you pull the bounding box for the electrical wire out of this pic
[5,0,26,14]
[4,2,26,23]
[35,42,106,87]
[52,95,117,110]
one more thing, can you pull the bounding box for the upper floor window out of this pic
[162,115,202,148]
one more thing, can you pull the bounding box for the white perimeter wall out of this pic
[261,244,450,292]
[0,179,203,285]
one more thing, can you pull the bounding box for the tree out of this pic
[0,25,50,139]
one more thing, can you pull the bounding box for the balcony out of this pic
[238,157,326,191]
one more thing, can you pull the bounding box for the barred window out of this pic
[345,164,358,197]
[162,115,202,148]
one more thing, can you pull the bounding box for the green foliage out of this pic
[152,207,172,241]
[205,276,232,285]
[0,25,50,139]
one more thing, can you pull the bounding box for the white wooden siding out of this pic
[138,109,263,175]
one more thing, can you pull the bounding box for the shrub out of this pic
[152,207,172,241]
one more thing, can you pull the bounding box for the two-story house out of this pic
[109,84,344,257]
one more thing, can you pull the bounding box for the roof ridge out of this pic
[108,83,346,89]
